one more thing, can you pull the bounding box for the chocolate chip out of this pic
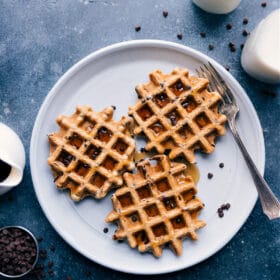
[163,10,168,17]
[200,32,206,38]
[218,211,224,218]
[135,25,141,32]
[226,23,232,30]
[163,198,170,206]
[261,89,277,97]
[177,33,183,40]
[243,18,249,24]
[225,203,231,210]
[207,173,213,179]
[111,105,116,110]
[37,236,43,242]
[140,148,146,153]
[242,29,249,36]
[84,270,92,277]
[175,217,182,223]
[219,162,224,168]
[240,44,244,50]
[103,228,109,233]
[208,44,214,50]
[261,2,267,7]
[131,215,138,222]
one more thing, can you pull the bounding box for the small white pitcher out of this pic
[0,123,25,195]
[193,0,241,14]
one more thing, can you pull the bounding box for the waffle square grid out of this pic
[128,68,227,163]
[48,106,136,200]
[106,155,205,257]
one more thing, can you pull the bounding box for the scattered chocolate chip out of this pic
[219,162,224,168]
[225,203,231,209]
[261,2,267,7]
[226,23,232,30]
[84,270,92,277]
[140,148,146,153]
[224,66,230,71]
[175,217,182,223]
[242,29,249,36]
[163,198,170,206]
[200,32,206,38]
[177,33,183,40]
[111,105,116,110]
[240,44,244,50]
[40,249,47,259]
[163,10,168,17]
[221,204,227,210]
[131,215,138,222]
[243,18,249,24]
[103,228,109,233]
[48,269,54,277]
[37,236,43,242]
[229,42,236,52]
[207,173,213,179]
[135,25,141,32]
[208,44,214,50]
[218,211,224,218]
[261,89,277,97]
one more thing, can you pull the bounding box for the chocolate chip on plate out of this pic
[135,25,141,32]
[163,10,168,18]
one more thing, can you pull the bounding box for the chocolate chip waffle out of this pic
[106,155,205,257]
[48,106,136,200]
[128,68,227,163]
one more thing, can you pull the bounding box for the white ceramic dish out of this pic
[30,40,265,274]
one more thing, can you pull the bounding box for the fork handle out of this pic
[228,120,280,220]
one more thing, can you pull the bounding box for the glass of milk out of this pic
[193,0,241,14]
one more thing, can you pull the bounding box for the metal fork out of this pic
[196,62,280,220]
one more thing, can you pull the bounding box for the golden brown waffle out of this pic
[106,155,205,257]
[128,68,227,163]
[48,106,136,200]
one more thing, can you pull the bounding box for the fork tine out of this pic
[199,64,230,105]
[196,68,215,92]
[202,64,232,104]
[207,62,237,103]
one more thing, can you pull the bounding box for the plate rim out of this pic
[30,39,265,274]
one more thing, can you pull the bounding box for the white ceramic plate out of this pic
[30,40,265,274]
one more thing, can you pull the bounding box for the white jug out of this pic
[0,123,25,195]
[193,0,241,14]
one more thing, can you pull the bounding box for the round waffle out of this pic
[47,106,136,200]
[106,155,205,257]
[128,68,227,163]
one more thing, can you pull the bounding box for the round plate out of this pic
[30,40,265,274]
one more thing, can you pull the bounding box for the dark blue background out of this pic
[0,1,279,279]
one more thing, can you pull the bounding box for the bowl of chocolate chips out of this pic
[0,226,39,278]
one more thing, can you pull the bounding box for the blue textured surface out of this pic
[0,0,279,279]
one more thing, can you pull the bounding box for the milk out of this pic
[241,9,280,84]
[193,0,241,14]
